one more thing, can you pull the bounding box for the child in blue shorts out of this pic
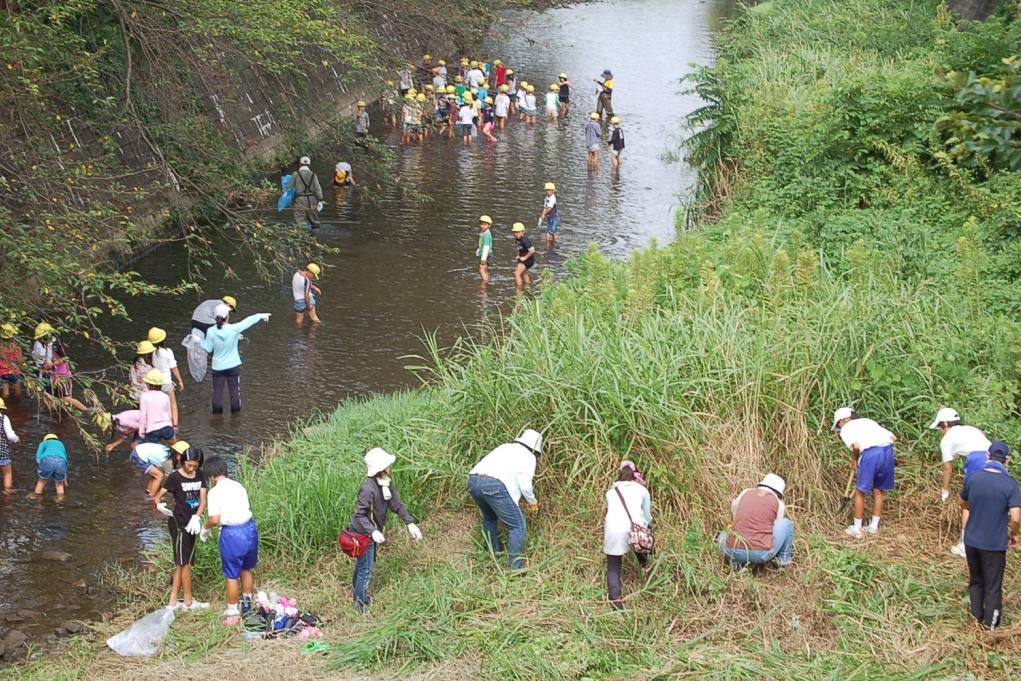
[203,456,259,616]
[832,407,897,538]
[34,433,68,497]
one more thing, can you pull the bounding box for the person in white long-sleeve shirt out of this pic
[467,429,542,569]
[0,397,19,490]
[604,460,652,607]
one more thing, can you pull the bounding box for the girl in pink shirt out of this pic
[137,369,176,445]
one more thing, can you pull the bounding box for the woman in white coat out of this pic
[604,460,652,608]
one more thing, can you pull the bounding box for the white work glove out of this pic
[371,530,385,544]
[407,523,423,541]
[259,313,271,322]
[537,218,543,228]
[941,489,950,504]
[185,515,202,535]
[156,503,174,517]
[199,528,211,542]
[316,201,324,212]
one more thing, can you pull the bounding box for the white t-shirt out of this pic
[291,271,311,302]
[458,105,475,125]
[840,418,895,451]
[151,347,177,387]
[940,425,991,463]
[470,442,537,505]
[432,75,446,90]
[525,93,537,111]
[543,194,557,212]
[467,68,484,87]
[207,477,253,526]
[494,94,510,117]
[516,89,527,106]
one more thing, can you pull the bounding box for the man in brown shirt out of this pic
[717,473,794,569]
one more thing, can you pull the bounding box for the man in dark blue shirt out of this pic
[960,441,1021,630]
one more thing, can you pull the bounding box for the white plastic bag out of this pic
[181,331,208,383]
[106,607,175,657]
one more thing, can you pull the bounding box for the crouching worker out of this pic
[717,473,793,570]
[203,456,259,616]
[349,447,423,612]
[604,460,652,608]
[467,429,543,570]
[131,441,175,498]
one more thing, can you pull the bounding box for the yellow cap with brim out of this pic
[222,295,237,309]
[307,263,321,278]
[147,327,167,344]
[136,340,155,355]
[43,434,59,441]
[143,368,165,386]
[511,222,525,233]
[171,440,190,455]
[479,215,492,224]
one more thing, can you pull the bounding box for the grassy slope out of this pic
[14,1,1021,679]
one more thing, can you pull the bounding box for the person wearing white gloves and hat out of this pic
[929,407,992,557]
[832,407,897,538]
[467,428,543,570]
[349,447,422,612]
[717,473,794,569]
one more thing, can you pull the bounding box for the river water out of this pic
[0,0,732,640]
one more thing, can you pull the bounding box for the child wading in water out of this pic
[148,327,184,429]
[35,433,68,497]
[512,222,536,289]
[129,340,155,401]
[539,181,560,247]
[203,456,259,616]
[0,397,19,491]
[544,84,559,120]
[477,215,494,284]
[609,116,625,168]
[154,444,209,611]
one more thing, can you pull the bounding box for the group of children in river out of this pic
[377,55,623,156]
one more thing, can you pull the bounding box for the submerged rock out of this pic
[35,551,72,563]
[4,629,28,648]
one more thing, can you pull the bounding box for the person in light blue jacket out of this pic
[200,304,270,414]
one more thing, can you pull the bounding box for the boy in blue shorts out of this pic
[203,455,259,616]
[832,407,897,538]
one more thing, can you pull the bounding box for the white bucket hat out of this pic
[831,406,853,431]
[299,155,311,165]
[929,407,960,429]
[213,303,232,320]
[364,447,396,477]
[758,473,786,497]
[514,428,543,456]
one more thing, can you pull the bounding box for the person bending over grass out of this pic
[604,460,652,608]
[832,407,896,538]
[467,429,543,570]
[929,407,992,558]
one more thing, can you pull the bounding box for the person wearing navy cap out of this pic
[960,441,1021,630]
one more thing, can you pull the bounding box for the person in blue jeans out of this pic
[348,447,423,612]
[832,407,897,538]
[717,473,793,569]
[34,433,68,497]
[467,429,543,569]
